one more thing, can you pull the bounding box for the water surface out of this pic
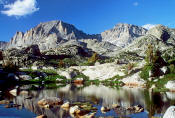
[1,84,175,118]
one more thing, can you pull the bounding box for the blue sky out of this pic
[0,0,175,42]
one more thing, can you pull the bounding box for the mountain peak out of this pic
[7,20,100,50]
[101,23,147,47]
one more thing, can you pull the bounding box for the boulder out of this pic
[161,66,169,74]
[165,81,175,91]
[101,106,110,112]
[74,78,84,84]
[19,75,32,81]
[31,66,38,70]
[121,72,146,87]
[38,97,63,107]
[0,100,10,104]
[69,105,80,114]
[61,102,70,108]
[9,89,17,96]
[163,106,175,118]
[57,69,78,79]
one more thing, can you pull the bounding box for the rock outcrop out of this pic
[70,63,125,80]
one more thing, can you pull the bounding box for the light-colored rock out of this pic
[121,72,146,87]
[57,69,78,79]
[31,66,38,70]
[61,102,70,108]
[0,100,10,104]
[112,104,120,109]
[161,66,169,74]
[165,81,175,91]
[19,75,32,80]
[163,106,175,118]
[38,97,63,107]
[19,91,29,95]
[69,105,80,114]
[160,75,164,79]
[95,62,100,66]
[9,89,17,96]
[153,79,158,82]
[71,63,125,80]
[101,106,110,112]
[150,84,156,89]
[149,70,154,77]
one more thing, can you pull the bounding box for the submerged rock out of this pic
[69,105,80,114]
[0,100,10,104]
[38,97,63,107]
[101,106,110,112]
[61,102,70,108]
[163,106,175,118]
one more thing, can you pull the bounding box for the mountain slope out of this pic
[119,25,175,58]
[101,23,147,47]
[8,20,100,50]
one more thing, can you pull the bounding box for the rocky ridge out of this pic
[101,23,147,47]
[7,20,100,51]
[5,21,149,56]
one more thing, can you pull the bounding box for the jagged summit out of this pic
[7,20,100,50]
[101,23,147,47]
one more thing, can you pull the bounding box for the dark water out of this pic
[0,84,175,118]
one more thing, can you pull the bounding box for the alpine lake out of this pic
[0,82,175,118]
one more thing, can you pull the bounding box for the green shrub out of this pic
[88,53,98,65]
[140,65,153,80]
[169,64,175,73]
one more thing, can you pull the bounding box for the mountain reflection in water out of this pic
[1,84,175,118]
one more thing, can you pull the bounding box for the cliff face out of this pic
[7,21,148,52]
[101,23,147,47]
[7,20,100,51]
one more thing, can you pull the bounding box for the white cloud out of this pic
[1,0,39,17]
[142,24,156,30]
[133,2,139,6]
